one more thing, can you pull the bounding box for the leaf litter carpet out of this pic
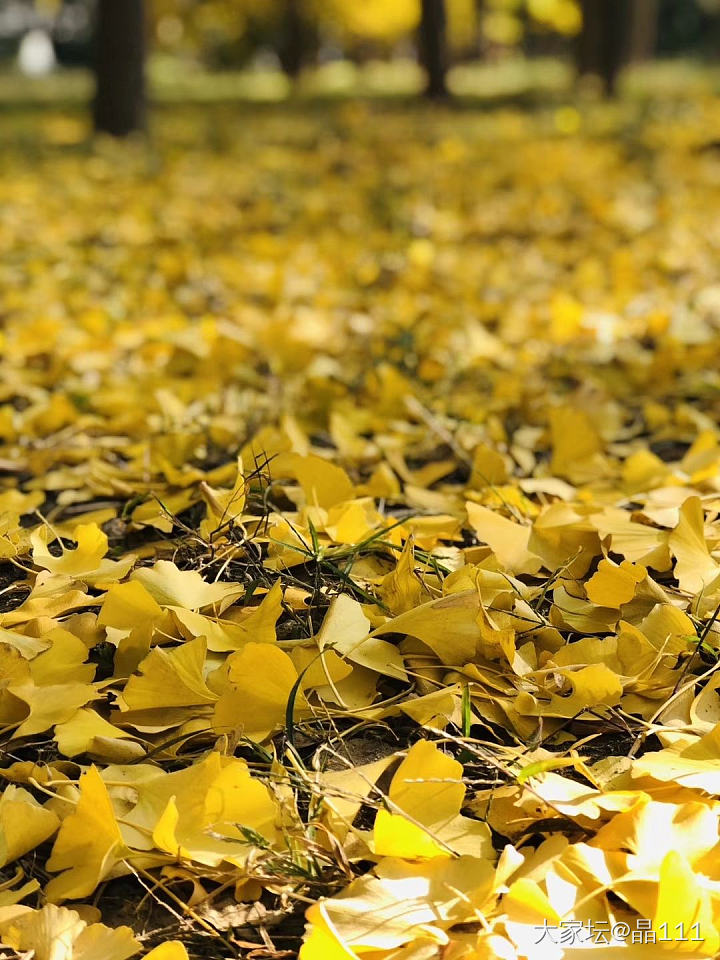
[2,99,720,958]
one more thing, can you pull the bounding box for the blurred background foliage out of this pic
[3,0,720,76]
[3,0,720,136]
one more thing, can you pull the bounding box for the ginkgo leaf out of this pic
[654,850,719,955]
[471,442,509,487]
[28,628,95,686]
[11,681,101,739]
[131,490,196,533]
[122,752,280,866]
[323,498,385,545]
[213,642,304,741]
[0,786,59,867]
[590,797,720,872]
[46,766,129,902]
[312,665,379,710]
[0,586,93,628]
[316,755,397,845]
[175,579,283,652]
[585,558,646,607]
[274,453,355,509]
[144,944,189,960]
[0,877,40,908]
[290,645,354,688]
[300,855,495,957]
[0,628,50,659]
[98,580,163,631]
[690,673,720,731]
[669,496,720,594]
[529,502,602,579]
[31,523,135,584]
[372,590,481,665]
[514,663,623,719]
[200,455,246,533]
[117,636,216,731]
[550,406,606,482]
[630,726,720,794]
[373,740,494,860]
[54,708,140,761]
[131,560,243,611]
[0,904,139,960]
[399,686,463,728]
[318,594,405,680]
[550,583,621,633]
[378,537,427,615]
[466,501,542,575]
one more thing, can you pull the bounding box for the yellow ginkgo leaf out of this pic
[398,686,463,728]
[632,748,720,797]
[585,558,646,607]
[97,580,163,631]
[0,903,139,960]
[213,642,303,742]
[0,628,50,659]
[316,755,397,845]
[466,501,542,575]
[378,537,427,615]
[372,590,481,665]
[590,794,718,878]
[27,628,95,686]
[45,766,129,902]
[0,585,92,628]
[274,453,354,509]
[144,943,190,960]
[290,645,353,689]
[31,523,135,584]
[550,583,621,633]
[0,786,59,868]
[200,454,246,533]
[319,594,405,680]
[123,752,280,866]
[591,506,672,570]
[515,663,623,719]
[503,876,562,926]
[0,877,40,908]
[132,560,243,611]
[653,850,719,955]
[118,636,217,730]
[54,708,141,761]
[669,496,720,594]
[323,499,383,545]
[373,740,494,860]
[11,680,101,739]
[300,855,495,957]
[175,579,283,652]
[549,406,605,482]
[470,442,508,488]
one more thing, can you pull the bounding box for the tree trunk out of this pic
[419,0,449,99]
[278,0,306,80]
[577,0,627,96]
[627,0,659,63]
[93,0,146,136]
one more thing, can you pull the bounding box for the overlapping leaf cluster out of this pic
[3,97,720,958]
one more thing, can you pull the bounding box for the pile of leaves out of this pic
[3,96,720,958]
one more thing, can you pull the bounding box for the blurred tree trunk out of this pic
[419,0,449,99]
[278,0,310,80]
[627,0,659,63]
[93,0,146,136]
[475,0,485,54]
[577,0,627,96]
